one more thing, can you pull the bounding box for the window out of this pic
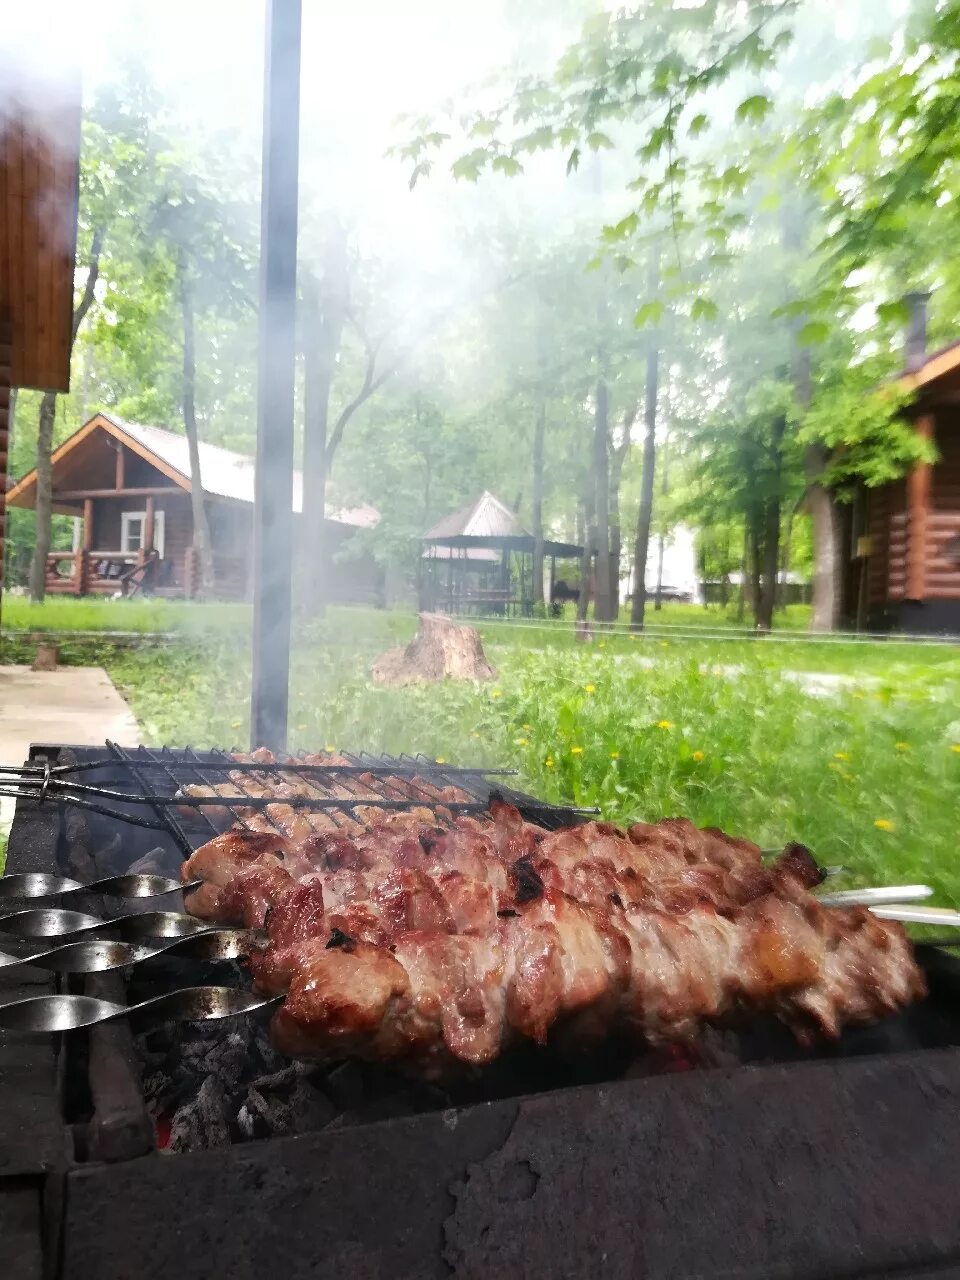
[121,510,165,558]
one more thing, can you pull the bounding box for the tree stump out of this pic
[371,613,496,687]
[31,639,59,671]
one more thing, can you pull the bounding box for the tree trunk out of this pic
[28,393,56,602]
[778,511,794,609]
[532,398,546,606]
[607,404,635,623]
[27,226,104,602]
[807,446,842,631]
[757,415,786,632]
[654,430,670,610]
[179,263,215,596]
[736,526,748,621]
[592,378,614,621]
[631,340,659,630]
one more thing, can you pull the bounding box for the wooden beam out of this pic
[906,414,935,600]
[0,314,10,622]
[52,486,179,500]
[82,497,93,550]
[115,443,125,490]
[144,495,155,553]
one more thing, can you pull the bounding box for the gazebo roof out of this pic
[423,490,530,542]
[423,490,582,559]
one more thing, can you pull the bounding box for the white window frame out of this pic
[120,510,165,558]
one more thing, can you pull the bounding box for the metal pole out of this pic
[251,0,302,751]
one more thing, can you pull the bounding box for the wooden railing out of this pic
[46,547,251,599]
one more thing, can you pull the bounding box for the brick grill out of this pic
[4,742,960,1279]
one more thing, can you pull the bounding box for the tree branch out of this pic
[71,226,106,342]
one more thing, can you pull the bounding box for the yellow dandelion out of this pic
[874,818,895,832]
[656,720,673,730]
[598,641,606,648]
[545,757,555,768]
[828,762,842,771]
[692,750,705,763]
[230,720,242,730]
[951,744,960,754]
[515,738,528,747]
[471,731,481,739]
[571,746,584,755]
[583,683,596,694]
[841,771,854,783]
[660,641,668,648]
[522,724,531,731]
[895,742,910,752]
[610,750,620,760]
[834,751,850,761]
[435,757,447,765]
[490,689,503,699]
[324,745,336,753]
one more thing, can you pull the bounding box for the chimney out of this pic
[903,289,931,372]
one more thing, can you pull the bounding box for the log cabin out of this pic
[6,412,384,603]
[841,293,960,633]
[0,71,83,616]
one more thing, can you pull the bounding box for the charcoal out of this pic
[168,1076,231,1152]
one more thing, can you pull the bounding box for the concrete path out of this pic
[0,665,141,838]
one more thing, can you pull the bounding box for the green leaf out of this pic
[634,300,665,329]
[601,211,639,242]
[735,94,772,126]
[877,300,910,326]
[450,149,489,182]
[691,296,719,322]
[491,154,523,177]
[688,113,709,138]
[758,189,781,213]
[798,320,831,346]
[586,131,614,151]
[566,147,581,175]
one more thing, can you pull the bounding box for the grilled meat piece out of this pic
[270,886,923,1070]
[180,797,922,1071]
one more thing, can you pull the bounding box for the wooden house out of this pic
[0,73,82,611]
[842,295,960,633]
[6,412,384,603]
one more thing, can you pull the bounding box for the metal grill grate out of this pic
[94,743,593,856]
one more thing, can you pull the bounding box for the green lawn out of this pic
[2,596,959,912]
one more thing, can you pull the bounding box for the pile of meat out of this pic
[180,764,925,1075]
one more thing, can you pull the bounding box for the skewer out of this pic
[817,885,934,907]
[0,986,282,1035]
[0,908,216,941]
[0,872,201,902]
[869,904,960,927]
[0,927,258,975]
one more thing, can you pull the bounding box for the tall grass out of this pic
[95,634,960,908]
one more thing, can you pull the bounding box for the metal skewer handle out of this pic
[870,904,960,927]
[0,872,201,901]
[0,908,216,941]
[818,885,934,907]
[0,927,258,975]
[0,986,282,1035]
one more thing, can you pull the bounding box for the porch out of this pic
[43,547,249,600]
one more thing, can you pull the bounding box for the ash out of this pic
[137,1014,453,1154]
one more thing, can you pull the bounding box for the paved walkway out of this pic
[0,665,141,838]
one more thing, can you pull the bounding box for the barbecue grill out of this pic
[4,739,960,1280]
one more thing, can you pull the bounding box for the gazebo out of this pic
[421,490,582,615]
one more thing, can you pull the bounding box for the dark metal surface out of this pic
[250,0,302,752]
[57,1048,960,1280]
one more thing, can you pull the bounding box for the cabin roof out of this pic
[7,412,380,528]
[900,337,960,400]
